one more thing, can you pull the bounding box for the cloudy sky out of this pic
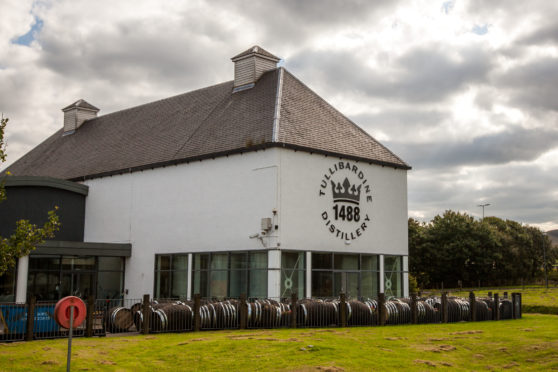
[1,0,557,231]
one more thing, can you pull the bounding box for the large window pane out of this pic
[156,256,171,271]
[384,256,401,272]
[99,257,123,271]
[171,270,188,298]
[250,252,267,269]
[98,271,123,299]
[384,271,402,298]
[230,253,248,270]
[210,270,228,298]
[282,252,304,269]
[155,270,170,298]
[312,253,332,269]
[172,255,188,271]
[281,268,304,298]
[361,271,378,298]
[334,254,358,270]
[312,271,333,297]
[29,256,59,271]
[61,256,95,271]
[229,269,247,298]
[0,268,16,302]
[193,271,208,297]
[211,253,228,270]
[249,270,267,298]
[361,255,378,271]
[194,254,209,270]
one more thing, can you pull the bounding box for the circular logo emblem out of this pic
[318,161,372,241]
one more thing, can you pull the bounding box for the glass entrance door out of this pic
[60,272,96,299]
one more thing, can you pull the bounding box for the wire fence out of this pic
[0,291,522,342]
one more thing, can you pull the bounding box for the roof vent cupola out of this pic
[62,99,99,135]
[231,46,280,92]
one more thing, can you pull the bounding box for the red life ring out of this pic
[54,296,87,329]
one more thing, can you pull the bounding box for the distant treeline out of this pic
[409,211,558,288]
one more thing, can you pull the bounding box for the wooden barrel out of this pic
[104,307,134,333]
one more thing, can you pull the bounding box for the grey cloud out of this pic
[496,57,558,112]
[409,163,558,225]
[519,23,558,45]
[289,45,493,103]
[350,109,448,139]
[388,127,558,169]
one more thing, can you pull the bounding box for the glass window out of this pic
[384,256,403,298]
[156,256,171,271]
[250,252,267,269]
[191,251,268,299]
[281,252,305,299]
[334,254,358,270]
[384,256,401,272]
[312,253,332,270]
[0,266,17,302]
[231,253,248,270]
[98,271,124,299]
[194,254,209,270]
[249,269,267,298]
[361,271,378,299]
[99,257,123,271]
[312,271,333,297]
[361,255,378,271]
[154,254,188,300]
[29,256,60,271]
[210,270,228,298]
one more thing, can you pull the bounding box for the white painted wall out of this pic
[82,147,408,299]
[84,150,279,299]
[278,150,408,256]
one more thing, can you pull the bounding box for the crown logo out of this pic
[331,178,361,205]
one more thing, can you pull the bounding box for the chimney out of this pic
[62,99,99,135]
[231,46,280,92]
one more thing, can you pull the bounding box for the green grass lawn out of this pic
[1,314,557,371]
[424,285,558,315]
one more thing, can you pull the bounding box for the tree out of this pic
[0,116,60,276]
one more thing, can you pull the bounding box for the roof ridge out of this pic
[280,69,410,168]
[272,67,284,142]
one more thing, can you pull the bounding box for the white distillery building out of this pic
[1,46,411,303]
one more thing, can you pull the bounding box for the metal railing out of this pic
[0,291,523,342]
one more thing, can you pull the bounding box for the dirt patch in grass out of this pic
[425,344,457,352]
[98,360,116,365]
[449,330,483,335]
[414,359,437,367]
[41,360,58,365]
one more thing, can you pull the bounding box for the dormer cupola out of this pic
[62,99,99,135]
[231,46,280,92]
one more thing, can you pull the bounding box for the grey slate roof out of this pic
[6,68,410,181]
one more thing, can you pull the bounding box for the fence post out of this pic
[339,293,347,327]
[193,294,201,332]
[517,293,522,318]
[469,291,476,322]
[25,296,36,341]
[493,293,500,321]
[86,296,95,337]
[488,291,492,299]
[141,294,150,335]
[378,293,386,326]
[290,293,298,329]
[411,293,418,324]
[441,292,448,323]
[239,293,247,329]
